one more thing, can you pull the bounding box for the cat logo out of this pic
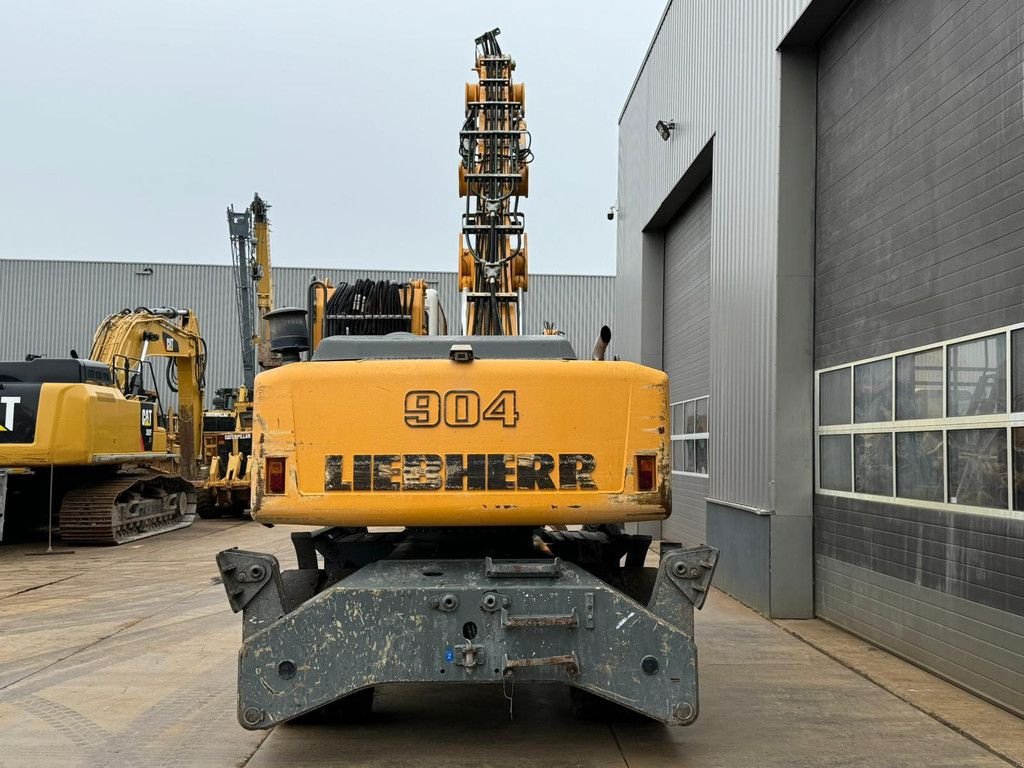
[0,396,20,432]
[163,333,180,353]
[140,402,156,450]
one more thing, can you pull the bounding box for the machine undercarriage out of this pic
[3,466,195,545]
[219,526,717,728]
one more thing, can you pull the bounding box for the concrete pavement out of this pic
[0,520,1019,767]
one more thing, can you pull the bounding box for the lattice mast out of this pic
[226,204,257,390]
[458,29,532,336]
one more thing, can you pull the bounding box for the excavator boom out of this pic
[91,307,206,473]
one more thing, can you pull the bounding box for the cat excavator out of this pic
[0,307,206,544]
[217,29,717,728]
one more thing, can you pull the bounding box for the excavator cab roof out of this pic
[0,358,113,386]
[312,334,577,362]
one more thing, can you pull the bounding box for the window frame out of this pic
[814,323,1022,520]
[671,395,709,479]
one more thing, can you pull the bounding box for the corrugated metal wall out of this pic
[615,0,812,511]
[813,0,1024,716]
[662,181,712,546]
[0,259,613,407]
[815,0,1024,367]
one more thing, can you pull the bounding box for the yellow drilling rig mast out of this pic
[217,29,717,729]
[250,194,279,373]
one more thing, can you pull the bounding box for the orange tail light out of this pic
[636,454,656,492]
[266,457,286,494]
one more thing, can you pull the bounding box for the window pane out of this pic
[947,335,1006,417]
[1013,428,1024,511]
[695,398,708,433]
[947,428,1007,509]
[684,402,696,434]
[854,433,893,495]
[671,404,684,435]
[819,434,852,492]
[854,359,892,423]
[684,440,696,473]
[896,348,943,420]
[819,368,851,426]
[1013,330,1024,413]
[695,439,708,475]
[672,438,684,471]
[896,431,944,502]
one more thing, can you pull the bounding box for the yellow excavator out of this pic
[197,193,279,518]
[218,29,716,728]
[198,385,253,517]
[0,307,206,544]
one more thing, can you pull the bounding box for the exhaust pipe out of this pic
[265,307,310,364]
[592,325,612,361]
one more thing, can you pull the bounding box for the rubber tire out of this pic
[195,490,221,519]
[292,687,375,724]
[569,688,651,724]
[620,566,659,606]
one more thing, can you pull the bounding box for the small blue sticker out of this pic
[444,647,455,663]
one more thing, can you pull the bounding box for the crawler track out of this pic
[59,472,196,545]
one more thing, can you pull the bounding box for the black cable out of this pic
[197,336,208,391]
[489,284,502,336]
[322,279,415,337]
[165,358,178,393]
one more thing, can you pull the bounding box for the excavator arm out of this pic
[90,308,206,476]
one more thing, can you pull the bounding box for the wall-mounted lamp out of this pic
[135,267,153,276]
[607,205,618,221]
[655,119,676,141]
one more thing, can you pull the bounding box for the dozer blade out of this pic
[59,472,196,545]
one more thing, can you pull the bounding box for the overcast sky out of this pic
[1,1,664,275]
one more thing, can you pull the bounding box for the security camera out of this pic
[656,119,676,141]
[607,206,616,221]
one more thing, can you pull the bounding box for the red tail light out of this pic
[636,454,656,492]
[266,457,286,494]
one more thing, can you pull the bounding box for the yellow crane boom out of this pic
[250,195,279,372]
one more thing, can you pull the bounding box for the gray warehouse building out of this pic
[616,0,1023,715]
[0,259,614,407]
